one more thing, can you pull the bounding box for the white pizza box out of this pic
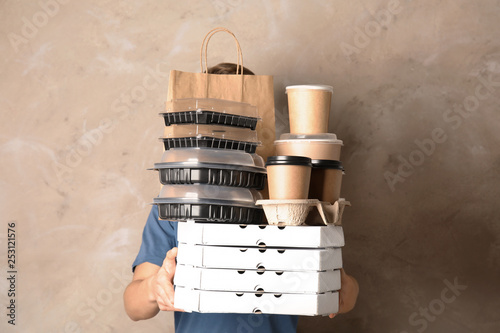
[177,221,345,248]
[174,265,341,293]
[176,243,343,271]
[174,287,339,316]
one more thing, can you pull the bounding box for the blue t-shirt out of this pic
[133,206,299,333]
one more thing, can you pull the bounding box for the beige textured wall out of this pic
[1,1,499,332]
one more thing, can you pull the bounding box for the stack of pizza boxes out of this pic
[174,222,344,315]
[155,85,347,316]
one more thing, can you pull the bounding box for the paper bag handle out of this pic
[200,27,244,75]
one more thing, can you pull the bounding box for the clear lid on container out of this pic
[276,133,343,145]
[163,124,259,143]
[285,85,334,94]
[159,148,263,167]
[165,98,259,118]
[154,149,266,173]
[251,154,265,167]
[155,184,263,207]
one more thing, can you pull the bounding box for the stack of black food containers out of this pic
[152,98,266,224]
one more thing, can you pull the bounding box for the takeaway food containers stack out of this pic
[152,98,266,224]
[174,222,344,316]
[155,95,347,315]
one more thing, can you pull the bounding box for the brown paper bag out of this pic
[166,27,276,162]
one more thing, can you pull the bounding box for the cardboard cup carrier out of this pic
[286,85,333,134]
[265,156,312,199]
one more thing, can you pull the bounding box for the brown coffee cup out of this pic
[274,133,343,160]
[286,85,333,134]
[308,160,344,204]
[265,156,312,199]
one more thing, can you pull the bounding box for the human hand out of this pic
[150,247,184,312]
[329,268,359,319]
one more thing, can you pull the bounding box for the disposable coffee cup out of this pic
[286,85,333,134]
[265,156,312,200]
[274,133,343,160]
[308,160,344,204]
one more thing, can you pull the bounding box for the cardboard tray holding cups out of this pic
[176,242,343,271]
[256,199,351,226]
[177,222,345,248]
[174,265,341,293]
[174,287,339,316]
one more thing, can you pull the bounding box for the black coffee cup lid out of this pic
[265,155,312,167]
[311,159,343,170]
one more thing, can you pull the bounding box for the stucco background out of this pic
[1,0,499,332]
